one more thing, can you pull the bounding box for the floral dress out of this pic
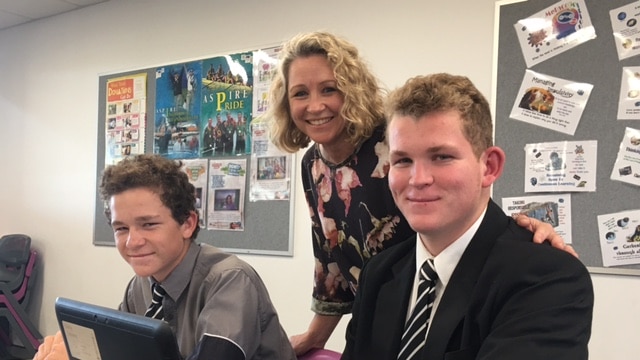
[300,126,415,315]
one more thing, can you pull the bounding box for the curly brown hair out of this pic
[266,31,386,153]
[99,154,200,240]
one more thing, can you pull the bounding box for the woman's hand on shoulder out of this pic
[513,213,578,258]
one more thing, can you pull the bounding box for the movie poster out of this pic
[105,73,147,166]
[155,61,202,159]
[201,52,253,157]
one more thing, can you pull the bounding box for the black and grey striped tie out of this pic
[397,259,438,360]
[144,283,166,320]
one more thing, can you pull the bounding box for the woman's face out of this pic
[287,55,347,149]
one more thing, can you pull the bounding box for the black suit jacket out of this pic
[342,200,593,360]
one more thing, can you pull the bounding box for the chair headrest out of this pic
[0,234,31,265]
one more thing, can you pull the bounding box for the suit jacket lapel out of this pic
[371,241,416,357]
[423,200,508,359]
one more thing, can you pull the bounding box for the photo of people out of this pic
[257,156,286,180]
[213,189,240,211]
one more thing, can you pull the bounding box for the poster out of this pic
[524,140,597,192]
[181,159,209,229]
[514,0,596,68]
[201,53,253,157]
[597,209,640,267]
[250,122,292,201]
[252,46,281,117]
[501,194,572,244]
[610,127,640,186]
[105,73,147,166]
[207,158,247,231]
[617,66,640,120]
[510,70,593,135]
[610,1,640,61]
[154,61,202,159]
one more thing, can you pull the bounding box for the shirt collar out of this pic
[415,206,487,289]
[149,241,200,300]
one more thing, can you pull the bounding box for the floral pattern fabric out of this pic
[301,126,415,315]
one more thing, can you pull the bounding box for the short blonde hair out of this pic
[267,31,385,153]
[385,73,493,157]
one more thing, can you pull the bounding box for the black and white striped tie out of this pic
[144,283,166,320]
[397,259,438,360]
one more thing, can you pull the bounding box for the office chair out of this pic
[297,348,342,360]
[0,234,43,359]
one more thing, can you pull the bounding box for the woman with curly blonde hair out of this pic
[266,31,570,356]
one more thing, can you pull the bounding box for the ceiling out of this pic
[0,0,109,31]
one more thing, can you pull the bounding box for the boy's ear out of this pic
[181,211,199,239]
[481,146,506,187]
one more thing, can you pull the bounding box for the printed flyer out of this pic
[105,73,147,166]
[250,122,292,201]
[610,127,640,186]
[252,46,281,117]
[181,159,209,229]
[207,158,247,231]
[510,70,592,135]
[155,61,202,159]
[514,0,596,68]
[501,194,572,244]
[597,209,640,267]
[201,53,253,157]
[524,140,597,193]
[610,1,640,61]
[617,66,640,120]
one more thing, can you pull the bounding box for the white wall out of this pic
[0,0,637,358]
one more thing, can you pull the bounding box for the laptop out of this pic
[55,297,181,360]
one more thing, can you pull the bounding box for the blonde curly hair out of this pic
[266,31,385,153]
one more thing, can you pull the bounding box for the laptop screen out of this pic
[55,297,181,360]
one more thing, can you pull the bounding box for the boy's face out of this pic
[109,187,196,282]
[387,110,491,245]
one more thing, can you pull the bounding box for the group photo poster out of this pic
[200,52,253,158]
[154,61,202,159]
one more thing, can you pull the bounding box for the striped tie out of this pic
[144,283,166,320]
[397,259,438,360]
